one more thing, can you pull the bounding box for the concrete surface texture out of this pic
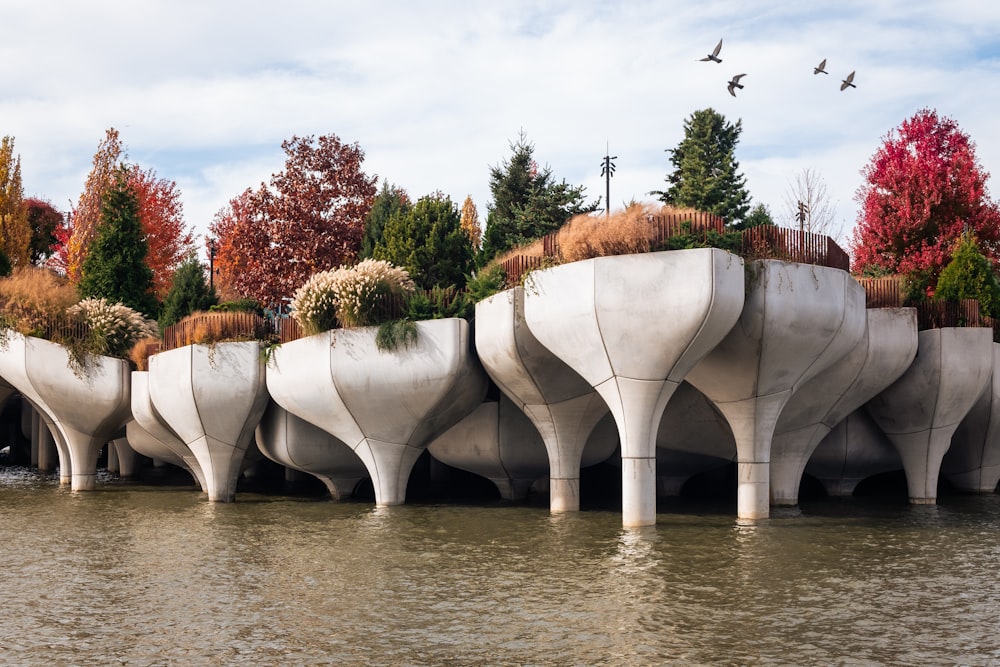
[148,341,270,502]
[267,318,487,506]
[865,327,994,503]
[522,248,746,526]
[255,400,368,500]
[475,286,613,512]
[942,343,1000,493]
[685,260,867,519]
[22,336,131,491]
[129,371,206,490]
[769,307,919,506]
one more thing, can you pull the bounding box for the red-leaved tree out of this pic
[850,108,1000,284]
[129,166,195,298]
[210,134,377,306]
[23,198,65,265]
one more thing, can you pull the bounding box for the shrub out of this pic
[934,233,1000,318]
[209,298,264,316]
[466,264,507,303]
[291,259,416,334]
[406,287,473,321]
[66,298,159,359]
[129,337,161,371]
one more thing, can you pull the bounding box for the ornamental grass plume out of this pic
[66,297,159,359]
[291,259,416,335]
[0,266,79,335]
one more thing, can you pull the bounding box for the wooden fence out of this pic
[740,226,850,271]
[160,312,274,351]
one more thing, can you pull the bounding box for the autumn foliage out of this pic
[850,108,1000,284]
[210,134,377,307]
[65,128,194,296]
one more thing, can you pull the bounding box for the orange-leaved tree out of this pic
[210,134,377,307]
[66,128,195,295]
[129,166,194,297]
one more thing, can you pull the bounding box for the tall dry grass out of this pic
[0,266,80,334]
[490,203,706,267]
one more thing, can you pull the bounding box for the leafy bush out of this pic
[466,264,507,303]
[406,287,473,321]
[934,233,1000,318]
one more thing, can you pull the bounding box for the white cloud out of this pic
[0,0,997,255]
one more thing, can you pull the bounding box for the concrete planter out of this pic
[148,341,269,502]
[21,336,131,491]
[267,318,488,506]
[522,248,745,526]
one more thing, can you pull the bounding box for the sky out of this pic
[2,0,999,254]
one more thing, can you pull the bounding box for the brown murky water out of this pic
[1,468,999,666]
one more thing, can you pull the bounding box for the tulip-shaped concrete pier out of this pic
[128,371,206,490]
[942,343,1000,493]
[428,396,548,500]
[475,287,612,512]
[865,327,993,504]
[255,401,368,500]
[685,260,866,519]
[267,318,487,506]
[769,308,918,506]
[522,249,745,526]
[806,409,902,496]
[148,341,269,502]
[0,333,72,482]
[21,337,131,491]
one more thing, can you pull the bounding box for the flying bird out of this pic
[700,39,723,63]
[840,70,857,90]
[727,73,746,97]
[814,58,828,75]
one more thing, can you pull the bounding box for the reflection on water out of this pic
[1,467,999,666]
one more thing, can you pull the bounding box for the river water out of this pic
[1,468,999,666]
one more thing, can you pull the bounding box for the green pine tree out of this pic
[934,232,1000,319]
[375,193,473,289]
[158,255,218,327]
[654,108,751,225]
[480,131,597,262]
[360,181,411,259]
[78,167,159,317]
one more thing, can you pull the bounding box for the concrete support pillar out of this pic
[37,419,56,472]
[30,408,39,467]
[107,440,119,473]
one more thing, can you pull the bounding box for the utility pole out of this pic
[207,238,217,292]
[601,144,617,219]
[796,200,809,232]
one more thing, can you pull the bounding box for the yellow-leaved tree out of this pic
[0,136,31,267]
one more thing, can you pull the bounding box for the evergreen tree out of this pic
[78,168,158,317]
[480,132,597,262]
[360,181,411,259]
[158,255,218,327]
[739,203,775,229]
[654,108,751,225]
[375,193,473,289]
[934,232,1000,319]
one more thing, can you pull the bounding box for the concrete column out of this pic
[30,407,39,467]
[36,418,56,472]
[129,372,206,491]
[107,440,119,473]
[942,343,1000,493]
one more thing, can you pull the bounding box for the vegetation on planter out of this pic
[933,232,1000,319]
